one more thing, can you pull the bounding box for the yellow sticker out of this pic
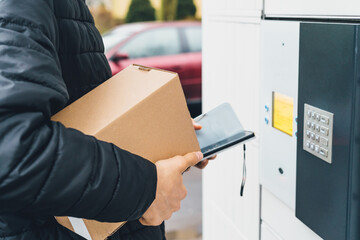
[272,92,293,136]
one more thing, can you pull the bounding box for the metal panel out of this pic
[348,27,360,240]
[260,20,299,210]
[261,222,283,240]
[296,22,360,240]
[261,188,323,240]
[264,0,360,19]
[303,104,334,164]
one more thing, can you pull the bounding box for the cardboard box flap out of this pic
[52,64,178,136]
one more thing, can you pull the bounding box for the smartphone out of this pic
[195,103,255,159]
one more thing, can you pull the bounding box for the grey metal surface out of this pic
[296,22,360,240]
[303,104,334,164]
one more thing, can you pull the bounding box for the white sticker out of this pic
[68,217,92,240]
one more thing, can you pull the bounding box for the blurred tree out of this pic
[125,0,156,23]
[161,0,177,21]
[90,3,117,34]
[176,0,196,20]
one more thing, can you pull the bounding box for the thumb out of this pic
[179,151,203,172]
[192,119,202,130]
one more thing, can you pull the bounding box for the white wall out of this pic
[202,1,262,239]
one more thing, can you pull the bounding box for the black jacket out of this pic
[0,0,164,239]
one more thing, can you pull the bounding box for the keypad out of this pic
[303,104,334,164]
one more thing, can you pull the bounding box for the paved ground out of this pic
[165,167,203,240]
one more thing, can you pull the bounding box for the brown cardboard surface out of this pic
[56,217,74,232]
[84,221,125,239]
[53,64,200,239]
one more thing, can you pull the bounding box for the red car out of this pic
[103,21,202,116]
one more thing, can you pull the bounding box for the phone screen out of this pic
[195,103,255,158]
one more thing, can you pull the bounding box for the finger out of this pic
[195,159,209,169]
[139,217,150,226]
[207,155,217,160]
[139,216,162,226]
[165,212,173,220]
[174,202,181,212]
[179,184,187,200]
[179,151,203,172]
[192,119,202,130]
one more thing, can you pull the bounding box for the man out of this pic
[0,0,209,239]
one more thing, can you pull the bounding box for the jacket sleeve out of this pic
[0,0,157,222]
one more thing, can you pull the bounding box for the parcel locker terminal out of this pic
[261,21,360,240]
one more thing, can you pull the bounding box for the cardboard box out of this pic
[52,64,200,239]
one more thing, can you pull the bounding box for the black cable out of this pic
[240,144,246,197]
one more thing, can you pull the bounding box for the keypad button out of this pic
[316,114,321,121]
[311,132,315,140]
[315,135,320,142]
[320,126,329,136]
[316,125,320,132]
[311,123,315,130]
[306,130,311,138]
[307,110,312,118]
[311,112,316,119]
[310,143,315,151]
[320,115,329,125]
[306,141,311,148]
[307,121,311,128]
[315,145,320,153]
[320,137,328,146]
[320,148,328,157]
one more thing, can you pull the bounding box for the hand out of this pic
[139,151,203,226]
[191,119,217,170]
